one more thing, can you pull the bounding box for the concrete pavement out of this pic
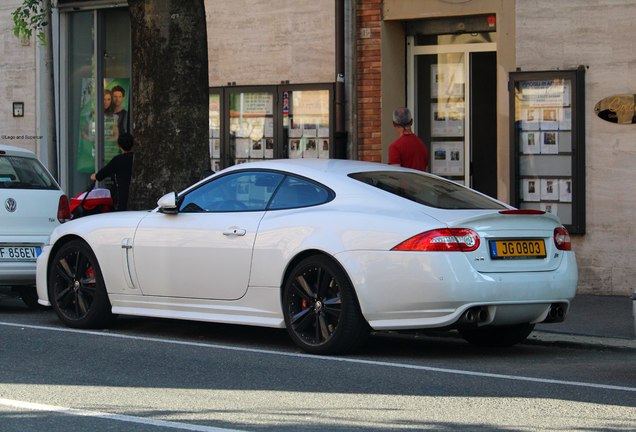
[532,294,636,350]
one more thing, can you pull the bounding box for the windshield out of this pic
[349,171,506,210]
[0,155,58,190]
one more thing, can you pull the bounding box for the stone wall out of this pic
[516,0,636,295]
[205,0,336,87]
[0,1,38,154]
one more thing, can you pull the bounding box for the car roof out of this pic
[221,158,411,178]
[0,144,38,159]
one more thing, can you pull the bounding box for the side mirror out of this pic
[157,192,178,214]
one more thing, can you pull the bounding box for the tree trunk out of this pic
[127,0,209,210]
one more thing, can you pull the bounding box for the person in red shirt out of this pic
[388,107,429,171]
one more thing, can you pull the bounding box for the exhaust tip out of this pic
[544,303,567,323]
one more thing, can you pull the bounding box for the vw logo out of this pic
[5,198,17,213]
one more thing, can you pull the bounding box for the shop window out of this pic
[229,91,275,164]
[210,85,334,171]
[285,90,331,159]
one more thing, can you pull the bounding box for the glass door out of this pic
[64,7,131,197]
[407,40,496,193]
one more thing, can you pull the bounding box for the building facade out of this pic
[355,0,636,296]
[0,0,634,295]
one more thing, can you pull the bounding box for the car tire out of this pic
[18,286,46,310]
[459,323,535,347]
[283,255,369,355]
[48,239,114,328]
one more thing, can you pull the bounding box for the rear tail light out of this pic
[57,195,71,223]
[553,226,571,251]
[392,228,480,252]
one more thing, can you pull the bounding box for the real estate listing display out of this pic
[510,68,585,234]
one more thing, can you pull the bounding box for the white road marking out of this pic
[2,321,636,395]
[0,397,243,431]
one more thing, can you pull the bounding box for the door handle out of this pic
[223,227,246,236]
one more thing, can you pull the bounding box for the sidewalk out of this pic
[531,294,636,350]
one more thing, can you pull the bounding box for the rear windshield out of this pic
[0,155,58,190]
[349,171,506,210]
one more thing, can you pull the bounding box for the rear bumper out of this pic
[0,262,37,285]
[335,250,578,330]
[0,235,48,286]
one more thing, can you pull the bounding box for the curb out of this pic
[528,330,636,351]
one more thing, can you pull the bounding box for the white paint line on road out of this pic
[0,397,244,432]
[2,321,636,394]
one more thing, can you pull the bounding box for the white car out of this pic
[0,144,69,308]
[36,159,577,354]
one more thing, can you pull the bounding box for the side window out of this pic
[179,171,284,213]
[269,176,331,210]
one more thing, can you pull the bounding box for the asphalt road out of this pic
[1,295,635,431]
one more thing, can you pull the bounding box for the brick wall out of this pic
[356,0,382,162]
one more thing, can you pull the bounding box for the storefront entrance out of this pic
[59,6,131,196]
[407,34,497,197]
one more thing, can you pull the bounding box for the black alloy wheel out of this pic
[48,239,114,328]
[283,255,368,355]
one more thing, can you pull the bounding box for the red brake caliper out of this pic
[86,266,95,282]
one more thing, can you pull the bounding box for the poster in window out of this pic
[304,138,318,159]
[522,179,540,202]
[540,131,559,154]
[235,138,250,158]
[264,138,274,159]
[518,79,566,107]
[302,124,317,138]
[250,139,264,159]
[521,131,540,154]
[520,107,540,130]
[289,139,302,159]
[289,126,302,138]
[319,138,330,159]
[77,78,130,173]
[562,80,571,106]
[559,107,572,130]
[540,178,559,201]
[431,103,464,137]
[431,64,465,99]
[541,202,558,216]
[264,118,274,138]
[430,141,464,176]
[559,178,572,202]
[540,107,559,130]
[209,139,220,158]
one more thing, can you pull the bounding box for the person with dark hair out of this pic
[91,132,134,211]
[388,107,429,171]
[111,85,129,133]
